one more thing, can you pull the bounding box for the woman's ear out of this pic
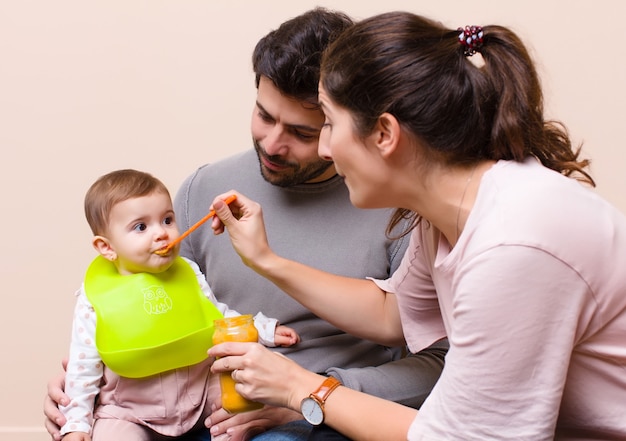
[93,236,116,261]
[373,112,401,158]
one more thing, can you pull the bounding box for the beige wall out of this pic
[1,1,624,439]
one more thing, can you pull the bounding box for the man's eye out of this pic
[259,112,274,123]
[133,223,147,232]
[292,128,321,141]
[295,131,317,141]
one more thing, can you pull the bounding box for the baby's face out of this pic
[105,192,180,275]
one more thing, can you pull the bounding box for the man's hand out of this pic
[206,405,303,441]
[43,360,69,441]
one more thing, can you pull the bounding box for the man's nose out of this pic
[263,125,288,156]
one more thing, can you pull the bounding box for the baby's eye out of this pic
[163,216,174,226]
[133,223,147,232]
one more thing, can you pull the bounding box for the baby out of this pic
[60,169,299,440]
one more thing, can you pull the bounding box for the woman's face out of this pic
[318,85,386,209]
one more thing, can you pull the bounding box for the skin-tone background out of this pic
[1,1,624,439]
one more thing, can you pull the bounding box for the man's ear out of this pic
[373,112,401,159]
[92,236,116,261]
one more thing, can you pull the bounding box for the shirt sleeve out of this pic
[411,245,589,439]
[60,287,103,436]
[369,227,446,352]
[252,311,278,347]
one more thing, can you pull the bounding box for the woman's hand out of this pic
[210,191,275,272]
[209,342,416,440]
[209,342,323,412]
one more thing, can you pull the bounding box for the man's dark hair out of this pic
[252,7,353,105]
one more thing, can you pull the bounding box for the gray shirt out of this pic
[174,149,407,373]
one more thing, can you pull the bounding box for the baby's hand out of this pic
[61,431,91,441]
[273,325,300,347]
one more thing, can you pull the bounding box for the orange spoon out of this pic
[155,194,237,256]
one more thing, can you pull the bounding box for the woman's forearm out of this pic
[288,379,417,441]
[252,251,405,346]
[212,191,405,345]
[280,353,416,441]
[210,342,417,441]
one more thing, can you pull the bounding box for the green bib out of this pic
[84,256,224,378]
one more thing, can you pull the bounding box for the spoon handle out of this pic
[157,194,237,255]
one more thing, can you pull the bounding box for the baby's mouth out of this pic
[154,246,170,256]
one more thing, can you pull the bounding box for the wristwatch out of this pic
[300,376,341,425]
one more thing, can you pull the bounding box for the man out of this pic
[44,8,447,441]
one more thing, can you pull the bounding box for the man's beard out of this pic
[253,140,333,187]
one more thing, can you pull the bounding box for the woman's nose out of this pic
[318,129,332,160]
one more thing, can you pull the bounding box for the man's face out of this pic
[251,76,335,187]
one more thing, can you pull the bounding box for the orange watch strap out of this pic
[311,376,341,404]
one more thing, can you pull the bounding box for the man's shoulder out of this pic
[195,149,254,176]
[181,149,256,190]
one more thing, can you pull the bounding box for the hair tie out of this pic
[458,25,483,56]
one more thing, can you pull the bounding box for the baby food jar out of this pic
[212,315,263,413]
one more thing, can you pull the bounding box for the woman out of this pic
[208,11,626,440]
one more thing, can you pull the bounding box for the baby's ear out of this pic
[92,236,116,261]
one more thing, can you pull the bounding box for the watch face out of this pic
[301,397,324,425]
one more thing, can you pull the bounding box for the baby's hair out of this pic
[84,169,170,235]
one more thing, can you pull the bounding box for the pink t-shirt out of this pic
[374,158,626,439]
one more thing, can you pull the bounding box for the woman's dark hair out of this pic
[320,11,594,235]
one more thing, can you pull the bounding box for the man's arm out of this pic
[326,339,448,409]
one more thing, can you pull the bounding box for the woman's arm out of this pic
[211,192,405,346]
[209,342,417,441]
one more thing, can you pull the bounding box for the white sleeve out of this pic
[60,287,103,436]
[253,311,279,347]
[183,258,278,346]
